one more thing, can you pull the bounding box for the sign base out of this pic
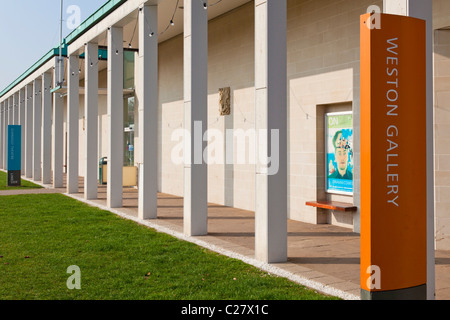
[361,284,426,300]
[7,170,21,187]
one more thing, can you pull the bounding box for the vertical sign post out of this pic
[7,125,21,186]
[360,13,427,299]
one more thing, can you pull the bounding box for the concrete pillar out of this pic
[25,84,33,179]
[107,26,124,208]
[254,0,287,263]
[42,73,52,184]
[11,96,14,125]
[1,101,5,169]
[183,0,208,236]
[0,102,3,169]
[84,42,99,200]
[4,98,8,169]
[138,4,158,220]
[8,97,13,125]
[383,0,434,300]
[67,55,79,194]
[19,88,25,173]
[33,78,42,181]
[52,63,64,188]
[4,99,9,170]
[5,99,8,126]
[13,93,18,125]
[11,96,14,124]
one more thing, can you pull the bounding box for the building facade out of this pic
[0,0,447,285]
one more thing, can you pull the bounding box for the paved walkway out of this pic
[2,172,450,300]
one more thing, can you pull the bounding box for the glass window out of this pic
[123,50,135,90]
[123,50,135,166]
[124,96,135,167]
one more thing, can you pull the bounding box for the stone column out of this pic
[183,0,208,236]
[254,0,287,263]
[42,73,52,184]
[8,97,13,125]
[4,99,9,169]
[67,54,80,193]
[0,102,3,169]
[52,62,64,188]
[84,42,99,200]
[33,78,42,181]
[25,84,33,179]
[107,26,124,208]
[13,93,18,125]
[1,101,6,169]
[19,88,25,173]
[138,4,158,219]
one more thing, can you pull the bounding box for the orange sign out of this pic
[360,13,427,294]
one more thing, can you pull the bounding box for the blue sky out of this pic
[0,0,108,91]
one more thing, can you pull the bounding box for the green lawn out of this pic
[0,170,42,190]
[0,193,338,300]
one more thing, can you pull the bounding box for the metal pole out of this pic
[59,0,63,86]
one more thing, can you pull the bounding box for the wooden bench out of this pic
[305,200,357,212]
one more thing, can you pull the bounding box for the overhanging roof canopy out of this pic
[0,0,127,99]
[0,0,252,99]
